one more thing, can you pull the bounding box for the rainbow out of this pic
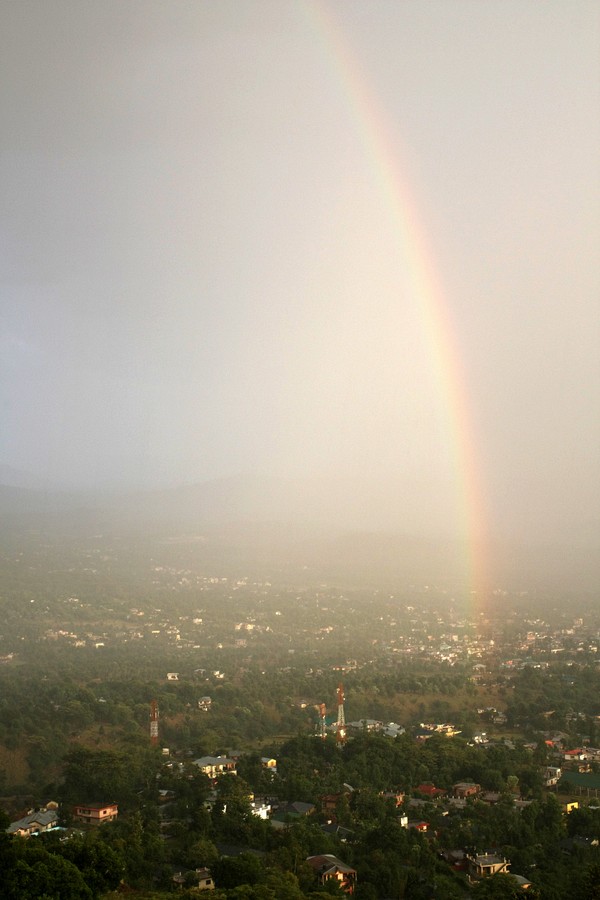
[302,1,490,599]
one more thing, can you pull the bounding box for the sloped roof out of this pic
[8,809,58,833]
[320,823,354,839]
[306,853,356,875]
[560,771,600,789]
[74,801,117,810]
[276,800,315,816]
[511,874,533,887]
[193,755,235,767]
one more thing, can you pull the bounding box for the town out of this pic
[0,531,599,897]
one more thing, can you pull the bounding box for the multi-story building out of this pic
[72,802,118,825]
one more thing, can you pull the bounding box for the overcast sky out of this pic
[1,1,599,545]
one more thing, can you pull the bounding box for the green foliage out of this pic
[471,873,533,898]
[59,745,161,814]
[1,535,599,898]
[212,852,265,889]
[185,836,219,869]
[56,835,123,896]
[0,838,93,900]
[577,861,600,900]
[567,805,600,839]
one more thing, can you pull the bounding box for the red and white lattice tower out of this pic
[336,683,346,745]
[150,699,159,746]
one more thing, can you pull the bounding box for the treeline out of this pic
[1,651,600,795]
[504,666,600,734]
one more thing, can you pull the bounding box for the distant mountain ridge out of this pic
[0,474,422,539]
[0,464,58,491]
[0,475,597,591]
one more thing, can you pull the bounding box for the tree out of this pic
[351,788,388,825]
[354,883,379,900]
[185,837,219,870]
[567,805,600,839]
[263,869,305,899]
[577,861,600,900]
[472,873,533,898]
[57,836,123,896]
[2,840,93,900]
[212,852,265,890]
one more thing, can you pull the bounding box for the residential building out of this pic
[72,802,118,825]
[511,874,534,890]
[7,808,58,836]
[306,854,357,894]
[347,718,382,733]
[467,853,510,879]
[543,766,561,787]
[320,822,354,841]
[381,790,405,807]
[192,756,237,778]
[453,782,481,799]
[415,783,446,799]
[564,748,588,763]
[172,867,214,891]
[270,801,315,829]
[250,800,272,819]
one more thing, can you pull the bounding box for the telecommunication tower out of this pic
[318,703,327,739]
[336,683,346,745]
[150,699,159,746]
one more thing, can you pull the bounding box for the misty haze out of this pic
[0,2,599,898]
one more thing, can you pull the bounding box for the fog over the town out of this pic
[2,2,599,557]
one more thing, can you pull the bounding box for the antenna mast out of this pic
[150,699,159,746]
[336,683,346,745]
[318,703,327,739]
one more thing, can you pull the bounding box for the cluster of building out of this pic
[4,561,598,674]
[6,801,118,836]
